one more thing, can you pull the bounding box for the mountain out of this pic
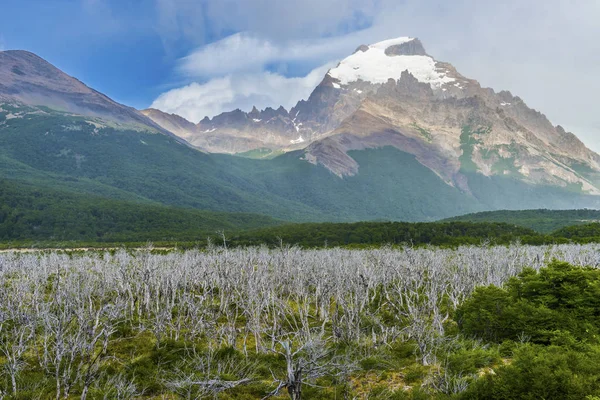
[145,37,600,197]
[1,43,599,241]
[0,50,170,133]
[301,37,600,195]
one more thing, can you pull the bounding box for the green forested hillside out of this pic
[0,179,280,243]
[2,103,600,228]
[444,209,600,233]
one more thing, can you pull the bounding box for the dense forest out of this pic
[4,181,600,249]
[218,221,545,248]
[0,179,280,244]
[443,209,600,233]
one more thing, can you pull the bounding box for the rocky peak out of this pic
[384,38,428,56]
[249,106,260,118]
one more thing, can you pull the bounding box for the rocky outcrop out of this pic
[385,38,428,56]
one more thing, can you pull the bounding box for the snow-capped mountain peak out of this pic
[327,37,454,89]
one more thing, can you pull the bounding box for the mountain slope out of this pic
[0,50,170,133]
[0,103,480,222]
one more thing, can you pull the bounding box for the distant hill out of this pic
[443,209,600,233]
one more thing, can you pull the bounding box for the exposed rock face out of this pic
[144,37,600,194]
[385,38,428,56]
[0,50,165,132]
[304,68,600,193]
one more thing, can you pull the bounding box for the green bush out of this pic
[461,344,600,400]
[456,261,600,344]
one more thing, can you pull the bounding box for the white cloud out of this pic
[150,63,333,123]
[177,31,384,78]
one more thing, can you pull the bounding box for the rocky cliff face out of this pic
[144,37,600,195]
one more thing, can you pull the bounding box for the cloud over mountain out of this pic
[151,63,333,123]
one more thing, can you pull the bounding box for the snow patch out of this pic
[203,128,217,133]
[290,136,305,144]
[332,82,341,89]
[327,37,454,89]
[253,118,262,122]
[500,102,511,106]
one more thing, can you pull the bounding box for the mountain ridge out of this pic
[0,49,182,138]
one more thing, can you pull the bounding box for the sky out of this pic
[1,0,599,152]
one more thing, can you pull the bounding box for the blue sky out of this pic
[1,0,600,151]
[0,0,194,107]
